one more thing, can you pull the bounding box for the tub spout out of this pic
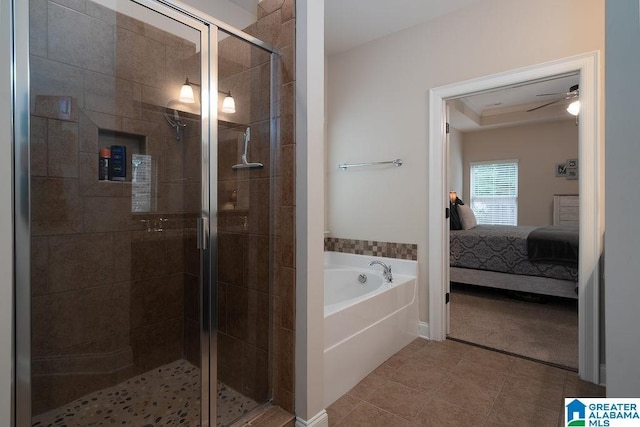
[369,260,393,283]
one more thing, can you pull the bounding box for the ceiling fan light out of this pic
[567,100,580,116]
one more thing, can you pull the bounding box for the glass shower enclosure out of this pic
[13,0,278,425]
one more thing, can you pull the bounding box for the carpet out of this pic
[448,283,578,370]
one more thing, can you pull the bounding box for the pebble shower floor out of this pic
[31,359,258,427]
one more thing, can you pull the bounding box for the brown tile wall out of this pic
[325,238,419,261]
[28,0,297,417]
[260,0,297,413]
[29,0,201,415]
[214,0,296,412]
[218,0,295,412]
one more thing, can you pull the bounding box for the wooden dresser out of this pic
[553,194,579,226]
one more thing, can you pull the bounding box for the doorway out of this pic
[445,76,581,370]
[428,53,602,384]
[12,0,280,425]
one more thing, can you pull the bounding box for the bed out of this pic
[450,224,579,299]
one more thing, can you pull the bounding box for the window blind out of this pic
[470,160,518,225]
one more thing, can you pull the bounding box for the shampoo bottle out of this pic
[109,145,126,181]
[99,148,111,181]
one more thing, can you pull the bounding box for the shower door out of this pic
[15,0,216,425]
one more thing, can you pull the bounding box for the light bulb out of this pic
[567,100,580,116]
[222,95,236,113]
[179,82,195,103]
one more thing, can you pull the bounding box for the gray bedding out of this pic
[527,225,579,266]
[450,225,578,282]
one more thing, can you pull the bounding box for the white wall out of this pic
[295,0,327,423]
[1,0,13,424]
[448,126,463,200]
[461,120,579,226]
[605,0,640,397]
[326,0,604,322]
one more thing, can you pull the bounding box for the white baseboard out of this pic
[418,321,430,339]
[600,364,606,387]
[296,410,328,427]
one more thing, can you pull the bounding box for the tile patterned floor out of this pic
[32,359,259,427]
[327,338,606,426]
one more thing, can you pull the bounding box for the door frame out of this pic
[427,52,602,384]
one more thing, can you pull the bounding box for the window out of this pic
[470,160,518,225]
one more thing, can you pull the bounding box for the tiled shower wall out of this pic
[214,0,296,412]
[29,0,201,414]
[27,0,296,417]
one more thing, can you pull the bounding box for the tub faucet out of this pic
[369,260,393,283]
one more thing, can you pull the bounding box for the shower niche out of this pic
[97,129,146,182]
[97,130,156,212]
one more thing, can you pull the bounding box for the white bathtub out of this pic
[324,251,418,407]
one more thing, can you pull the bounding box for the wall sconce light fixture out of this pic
[179,78,236,113]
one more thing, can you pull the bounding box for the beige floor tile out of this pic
[327,393,360,426]
[347,372,388,400]
[435,375,499,417]
[500,374,565,411]
[413,398,480,426]
[418,339,470,363]
[465,345,517,371]
[335,401,415,427]
[330,339,585,427]
[510,357,568,386]
[374,354,408,378]
[450,358,509,391]
[364,380,432,420]
[390,358,450,393]
[564,372,606,397]
[486,394,560,427]
[408,349,463,372]
[394,338,429,360]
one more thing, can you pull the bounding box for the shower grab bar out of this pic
[338,158,403,171]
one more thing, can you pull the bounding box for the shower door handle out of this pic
[197,217,208,250]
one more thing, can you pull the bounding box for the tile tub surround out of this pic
[327,338,606,426]
[324,237,418,261]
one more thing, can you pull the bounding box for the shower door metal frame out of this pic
[160,1,281,423]
[11,0,279,425]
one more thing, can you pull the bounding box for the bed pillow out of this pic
[458,205,477,230]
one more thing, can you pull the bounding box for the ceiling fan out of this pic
[526,84,579,113]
